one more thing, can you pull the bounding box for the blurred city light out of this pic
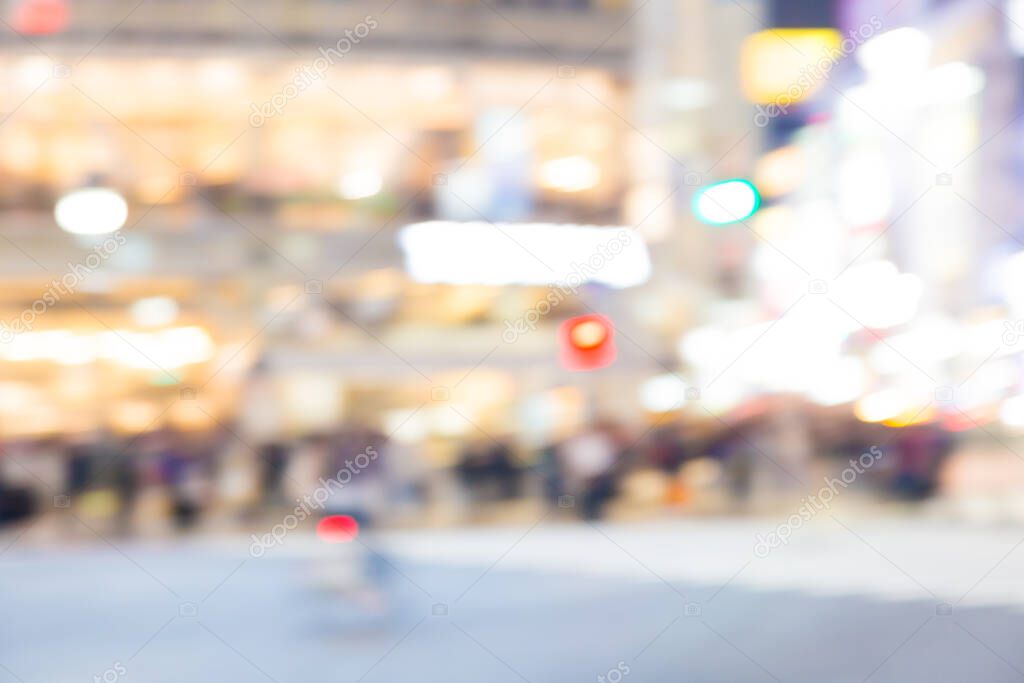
[857,27,931,79]
[692,179,761,225]
[832,261,923,330]
[54,188,128,235]
[130,297,179,328]
[0,327,213,368]
[806,356,868,407]
[920,62,985,104]
[640,374,689,412]
[5,2,1024,678]
[10,0,68,35]
[1009,0,1024,55]
[739,28,841,104]
[398,221,651,287]
[754,145,805,199]
[316,515,360,543]
[539,156,601,192]
[559,314,616,371]
[336,169,383,200]
[837,151,892,226]
[855,387,914,424]
[1000,395,1024,428]
[661,78,714,111]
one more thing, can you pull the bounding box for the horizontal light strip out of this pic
[397,221,651,288]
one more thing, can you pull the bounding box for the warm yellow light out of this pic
[170,400,217,431]
[0,326,214,369]
[111,401,162,434]
[883,404,935,428]
[754,146,806,199]
[131,297,178,327]
[539,156,600,193]
[855,388,911,423]
[751,205,796,242]
[570,320,607,349]
[740,29,842,105]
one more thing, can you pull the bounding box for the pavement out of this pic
[4,516,1024,683]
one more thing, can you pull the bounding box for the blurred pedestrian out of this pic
[559,422,618,519]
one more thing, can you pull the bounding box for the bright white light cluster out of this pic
[539,156,601,193]
[681,313,847,396]
[131,296,179,327]
[1010,0,1024,55]
[675,260,925,409]
[0,326,214,369]
[397,221,652,288]
[693,180,760,225]
[857,27,931,79]
[337,169,382,200]
[55,188,128,235]
[830,260,922,330]
[640,374,690,413]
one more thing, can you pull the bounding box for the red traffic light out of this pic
[316,514,359,543]
[559,314,616,370]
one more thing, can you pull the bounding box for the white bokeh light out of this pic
[54,188,128,235]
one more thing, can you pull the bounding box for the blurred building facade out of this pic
[0,0,646,448]
[5,0,1024,515]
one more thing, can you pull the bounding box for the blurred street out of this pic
[5,0,1024,679]
[5,518,1024,683]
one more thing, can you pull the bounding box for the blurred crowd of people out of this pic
[0,403,959,536]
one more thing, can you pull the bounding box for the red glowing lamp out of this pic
[316,515,360,543]
[559,314,616,371]
[11,0,69,35]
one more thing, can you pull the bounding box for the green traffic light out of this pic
[692,179,761,225]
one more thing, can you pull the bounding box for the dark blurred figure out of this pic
[558,422,619,519]
[260,441,291,508]
[160,432,210,531]
[65,437,93,503]
[537,440,565,508]
[649,424,688,473]
[0,484,35,526]
[456,438,522,503]
[322,426,387,526]
[319,426,393,611]
[0,447,36,527]
[110,444,139,537]
[712,420,756,509]
[891,423,954,500]
[79,430,139,537]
